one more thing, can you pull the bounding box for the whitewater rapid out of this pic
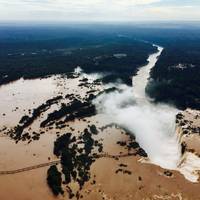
[95,45,181,169]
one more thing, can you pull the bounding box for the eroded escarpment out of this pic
[176,109,200,182]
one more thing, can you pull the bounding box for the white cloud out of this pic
[0,0,199,22]
[147,5,200,20]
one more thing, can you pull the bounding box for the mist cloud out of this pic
[94,88,180,169]
[94,45,181,169]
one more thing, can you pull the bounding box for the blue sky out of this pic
[0,0,199,22]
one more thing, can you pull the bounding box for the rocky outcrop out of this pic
[176,109,200,156]
[176,109,200,182]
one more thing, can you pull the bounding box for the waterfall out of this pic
[94,45,181,169]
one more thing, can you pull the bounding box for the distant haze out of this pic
[0,0,200,22]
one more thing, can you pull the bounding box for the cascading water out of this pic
[94,45,181,169]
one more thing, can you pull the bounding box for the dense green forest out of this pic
[1,23,200,109]
[0,27,156,85]
[146,40,200,110]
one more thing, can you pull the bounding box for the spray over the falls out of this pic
[94,45,181,169]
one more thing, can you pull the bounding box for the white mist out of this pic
[94,45,181,169]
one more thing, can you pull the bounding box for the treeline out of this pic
[0,30,156,86]
[9,95,63,141]
[40,98,96,127]
[47,128,102,198]
[147,39,200,110]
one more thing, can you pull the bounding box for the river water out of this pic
[132,45,163,102]
[95,45,181,169]
[0,44,197,180]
